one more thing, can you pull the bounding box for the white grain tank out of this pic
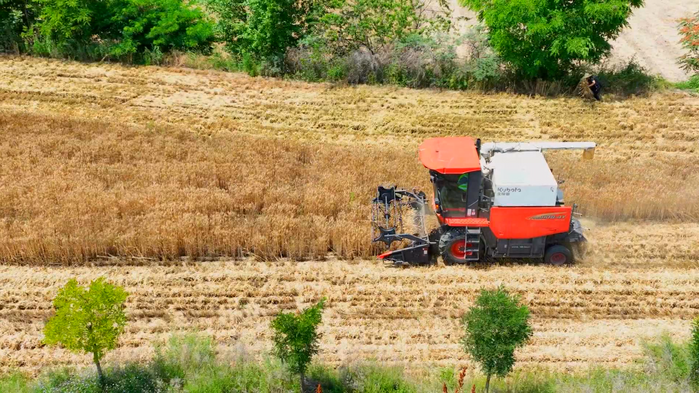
[489,151,558,207]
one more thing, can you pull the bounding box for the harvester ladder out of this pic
[466,228,481,262]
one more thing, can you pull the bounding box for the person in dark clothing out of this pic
[587,75,602,101]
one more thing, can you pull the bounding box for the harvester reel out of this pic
[371,186,431,265]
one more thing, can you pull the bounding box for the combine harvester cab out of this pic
[372,137,595,266]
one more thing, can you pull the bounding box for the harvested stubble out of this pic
[0,261,697,375]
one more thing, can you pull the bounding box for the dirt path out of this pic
[448,0,699,82]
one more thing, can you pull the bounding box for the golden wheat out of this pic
[1,56,698,263]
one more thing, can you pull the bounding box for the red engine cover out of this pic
[489,206,572,239]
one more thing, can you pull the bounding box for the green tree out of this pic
[34,0,103,42]
[109,0,214,59]
[460,0,644,79]
[43,277,128,385]
[678,12,699,73]
[317,0,451,55]
[461,286,532,393]
[206,0,325,62]
[270,298,326,390]
[0,0,37,51]
[690,317,699,385]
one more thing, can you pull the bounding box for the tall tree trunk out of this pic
[485,374,491,393]
[93,352,104,388]
[300,372,305,392]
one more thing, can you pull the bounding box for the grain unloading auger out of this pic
[371,137,596,266]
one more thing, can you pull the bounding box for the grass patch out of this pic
[2,333,697,392]
[675,75,699,92]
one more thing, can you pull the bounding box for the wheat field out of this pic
[1,56,699,375]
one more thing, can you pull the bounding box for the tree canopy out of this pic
[270,298,326,389]
[460,0,644,79]
[461,286,532,393]
[43,278,128,383]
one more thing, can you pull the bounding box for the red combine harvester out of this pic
[371,137,596,266]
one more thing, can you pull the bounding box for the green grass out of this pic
[675,75,699,92]
[2,333,697,392]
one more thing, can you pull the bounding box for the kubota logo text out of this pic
[528,213,567,220]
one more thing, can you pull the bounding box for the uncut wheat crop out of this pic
[1,57,698,264]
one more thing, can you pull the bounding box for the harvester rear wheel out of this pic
[544,245,573,266]
[439,228,468,265]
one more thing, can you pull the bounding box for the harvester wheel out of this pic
[544,245,573,266]
[438,228,468,265]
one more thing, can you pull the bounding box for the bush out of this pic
[109,0,214,61]
[595,60,666,97]
[287,28,505,90]
[676,74,699,92]
[152,333,217,380]
[206,0,324,64]
[0,0,37,53]
[316,0,451,56]
[461,286,532,393]
[461,0,644,79]
[341,363,417,393]
[271,298,326,390]
[29,0,214,62]
[643,334,692,385]
[0,372,31,393]
[690,317,699,385]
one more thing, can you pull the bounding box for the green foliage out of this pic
[0,0,38,52]
[594,60,667,97]
[29,0,213,61]
[675,75,699,92]
[679,12,699,73]
[287,28,504,89]
[461,286,532,391]
[642,333,691,385]
[317,0,451,55]
[34,0,95,42]
[43,277,128,380]
[270,298,326,380]
[690,317,699,385]
[109,0,214,59]
[0,371,31,393]
[342,364,417,393]
[3,332,699,393]
[206,0,324,63]
[152,333,216,380]
[461,25,501,84]
[461,0,644,79]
